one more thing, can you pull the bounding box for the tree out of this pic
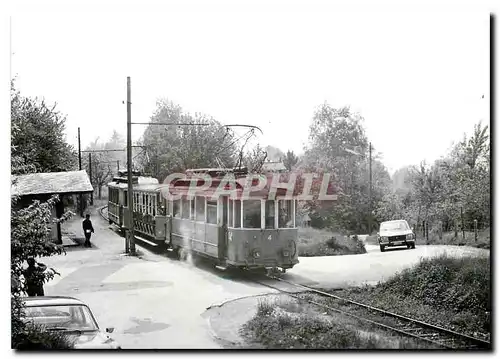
[300,103,391,233]
[264,145,285,162]
[82,133,125,199]
[243,143,268,172]
[283,150,299,171]
[11,80,76,173]
[137,99,238,179]
[383,122,490,235]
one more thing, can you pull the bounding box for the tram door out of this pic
[218,196,229,261]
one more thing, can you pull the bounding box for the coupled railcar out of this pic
[107,168,299,272]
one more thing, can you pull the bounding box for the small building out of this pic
[11,170,94,244]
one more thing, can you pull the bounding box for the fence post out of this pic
[474,219,478,242]
[461,207,465,240]
[439,222,443,241]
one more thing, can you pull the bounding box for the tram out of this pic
[107,168,299,272]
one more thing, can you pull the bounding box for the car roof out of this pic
[22,296,87,307]
[381,220,408,224]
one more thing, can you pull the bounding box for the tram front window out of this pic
[243,200,261,228]
[265,200,275,229]
[278,200,294,228]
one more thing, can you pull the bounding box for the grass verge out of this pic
[416,229,490,249]
[240,296,437,349]
[297,227,366,257]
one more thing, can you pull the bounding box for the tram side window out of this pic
[278,200,293,228]
[234,200,241,228]
[152,195,156,216]
[228,200,233,227]
[265,200,275,229]
[124,191,128,207]
[243,200,261,229]
[181,197,190,219]
[190,199,195,220]
[195,196,205,222]
[207,200,217,225]
[173,200,181,217]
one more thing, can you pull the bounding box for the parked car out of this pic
[377,220,416,252]
[22,296,121,349]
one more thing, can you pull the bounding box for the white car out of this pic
[377,220,416,252]
[22,296,121,349]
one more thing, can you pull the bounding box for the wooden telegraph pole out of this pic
[368,142,372,235]
[78,127,83,217]
[126,77,136,255]
[88,153,93,205]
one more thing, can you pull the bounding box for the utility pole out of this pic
[126,77,136,255]
[88,153,93,205]
[117,160,120,174]
[368,142,372,235]
[78,127,83,217]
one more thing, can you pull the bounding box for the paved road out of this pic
[41,208,488,349]
[287,242,488,289]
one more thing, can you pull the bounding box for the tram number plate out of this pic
[267,235,272,241]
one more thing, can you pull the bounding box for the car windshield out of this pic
[380,221,409,231]
[24,304,98,331]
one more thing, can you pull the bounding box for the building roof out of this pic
[262,161,287,172]
[11,170,94,197]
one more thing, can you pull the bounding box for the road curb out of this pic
[206,292,278,311]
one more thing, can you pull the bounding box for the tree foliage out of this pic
[82,131,126,198]
[283,150,299,171]
[137,99,238,179]
[11,80,76,173]
[300,104,391,233]
[375,122,490,233]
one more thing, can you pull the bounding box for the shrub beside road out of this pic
[297,227,366,257]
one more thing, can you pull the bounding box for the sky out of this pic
[9,1,491,175]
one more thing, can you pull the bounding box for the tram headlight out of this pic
[252,249,261,259]
[283,250,290,257]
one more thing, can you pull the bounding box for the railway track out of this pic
[99,205,109,222]
[249,274,491,350]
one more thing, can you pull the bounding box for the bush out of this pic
[242,299,424,349]
[14,324,75,350]
[339,253,491,338]
[297,227,366,257]
[381,253,490,313]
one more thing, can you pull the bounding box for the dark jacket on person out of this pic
[83,219,94,236]
[23,262,46,295]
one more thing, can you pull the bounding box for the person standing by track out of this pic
[82,214,95,247]
[23,257,47,296]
